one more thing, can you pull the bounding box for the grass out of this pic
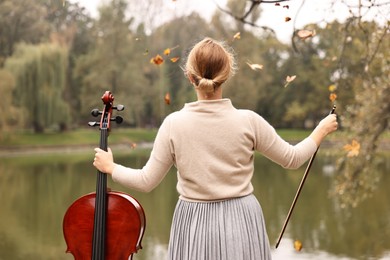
[0,127,388,148]
[0,128,157,147]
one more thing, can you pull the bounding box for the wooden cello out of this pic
[63,91,146,260]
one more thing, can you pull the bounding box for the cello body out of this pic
[63,91,146,259]
[63,191,145,260]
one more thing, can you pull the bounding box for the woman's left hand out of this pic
[93,147,115,175]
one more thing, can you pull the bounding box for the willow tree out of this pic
[5,43,70,133]
[0,69,23,139]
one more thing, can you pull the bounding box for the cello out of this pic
[63,91,146,260]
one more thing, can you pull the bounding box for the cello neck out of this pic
[92,128,109,259]
[92,94,112,259]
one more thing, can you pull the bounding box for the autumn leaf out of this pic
[284,75,296,87]
[163,48,171,56]
[328,84,337,92]
[294,240,303,251]
[283,5,289,9]
[246,62,263,71]
[164,92,171,105]
[343,140,361,157]
[170,57,180,63]
[329,93,337,102]
[233,32,241,40]
[285,17,291,22]
[130,143,137,149]
[297,29,316,40]
[164,45,179,56]
[275,3,280,6]
[150,54,164,65]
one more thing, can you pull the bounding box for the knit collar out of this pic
[183,98,233,113]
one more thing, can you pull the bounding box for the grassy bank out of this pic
[0,127,388,149]
[0,128,158,147]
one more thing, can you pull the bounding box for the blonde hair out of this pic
[184,38,236,94]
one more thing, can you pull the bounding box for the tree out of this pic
[43,0,95,121]
[217,0,390,207]
[5,43,70,133]
[0,69,22,138]
[74,0,152,126]
[0,0,49,67]
[331,20,390,208]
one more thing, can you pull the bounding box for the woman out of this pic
[93,37,338,260]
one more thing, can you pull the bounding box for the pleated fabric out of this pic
[167,194,272,260]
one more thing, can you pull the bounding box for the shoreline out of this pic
[1,140,389,158]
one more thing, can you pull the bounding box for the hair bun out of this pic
[197,78,215,93]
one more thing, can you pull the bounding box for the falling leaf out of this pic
[283,5,289,9]
[246,62,263,71]
[164,45,179,56]
[284,75,296,87]
[328,84,337,92]
[286,75,296,82]
[294,240,303,251]
[343,140,361,157]
[297,29,316,40]
[329,93,337,102]
[233,32,241,40]
[285,17,291,22]
[170,57,180,63]
[150,54,164,65]
[164,92,171,105]
[164,48,171,56]
[130,143,137,149]
[275,3,280,6]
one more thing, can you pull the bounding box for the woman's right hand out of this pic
[310,114,338,146]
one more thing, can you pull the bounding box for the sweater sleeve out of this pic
[111,117,174,192]
[250,112,317,169]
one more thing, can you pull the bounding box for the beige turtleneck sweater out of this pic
[112,99,317,202]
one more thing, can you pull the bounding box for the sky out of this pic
[69,0,388,43]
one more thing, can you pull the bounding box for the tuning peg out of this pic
[88,121,99,127]
[111,116,123,124]
[113,104,125,111]
[91,109,102,117]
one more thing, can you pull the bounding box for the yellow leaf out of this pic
[328,84,337,92]
[170,57,180,63]
[294,240,303,251]
[164,48,171,56]
[164,45,179,56]
[233,32,241,40]
[343,140,360,157]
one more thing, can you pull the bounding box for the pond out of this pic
[0,149,389,260]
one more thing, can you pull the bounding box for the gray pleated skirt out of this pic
[167,194,272,260]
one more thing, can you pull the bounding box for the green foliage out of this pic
[330,20,390,208]
[0,69,22,137]
[0,0,49,65]
[5,43,70,132]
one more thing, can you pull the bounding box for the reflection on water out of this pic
[0,151,389,260]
